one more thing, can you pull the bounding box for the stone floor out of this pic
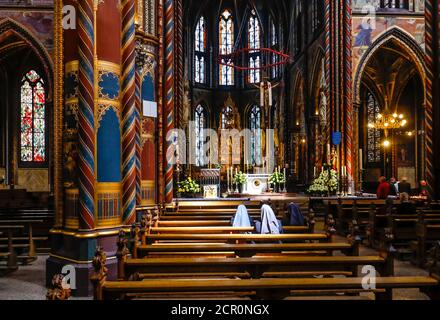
[0,247,431,300]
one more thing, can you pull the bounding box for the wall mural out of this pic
[0,12,53,55]
[352,16,425,79]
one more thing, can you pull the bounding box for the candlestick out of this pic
[283,167,287,193]
[359,149,363,171]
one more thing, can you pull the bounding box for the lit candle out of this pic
[327,144,331,162]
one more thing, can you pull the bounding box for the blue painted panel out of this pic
[99,72,120,100]
[141,74,155,102]
[98,108,121,182]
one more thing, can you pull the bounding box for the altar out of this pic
[244,174,271,195]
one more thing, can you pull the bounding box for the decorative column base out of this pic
[45,228,120,297]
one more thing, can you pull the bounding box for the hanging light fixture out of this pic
[368,112,407,130]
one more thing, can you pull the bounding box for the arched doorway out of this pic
[355,30,425,192]
[0,19,53,195]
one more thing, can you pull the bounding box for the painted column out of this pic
[121,0,137,225]
[135,67,142,206]
[157,0,165,203]
[77,0,96,230]
[343,0,353,187]
[424,0,438,196]
[164,0,175,203]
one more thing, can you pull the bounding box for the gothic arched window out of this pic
[20,70,46,164]
[249,105,262,165]
[248,10,261,84]
[194,16,207,84]
[219,9,234,86]
[221,106,233,129]
[270,18,279,79]
[195,104,206,167]
[366,91,381,163]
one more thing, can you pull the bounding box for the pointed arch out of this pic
[353,27,426,105]
[0,18,53,97]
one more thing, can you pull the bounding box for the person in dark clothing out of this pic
[389,177,398,196]
[376,176,390,199]
[399,177,412,195]
[396,193,417,215]
[285,203,306,226]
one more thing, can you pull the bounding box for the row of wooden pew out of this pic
[325,199,440,267]
[89,203,440,300]
[0,209,53,275]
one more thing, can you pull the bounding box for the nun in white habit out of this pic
[231,204,254,227]
[256,204,283,234]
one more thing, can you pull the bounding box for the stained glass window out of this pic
[248,10,261,84]
[221,106,234,129]
[20,70,46,163]
[270,19,279,79]
[219,10,234,86]
[194,16,207,84]
[249,105,262,165]
[195,105,206,167]
[366,92,381,163]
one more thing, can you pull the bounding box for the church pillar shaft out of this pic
[135,67,142,206]
[121,0,137,225]
[77,0,96,230]
[424,0,438,196]
[164,0,175,203]
[325,0,353,186]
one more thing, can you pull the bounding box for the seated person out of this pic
[399,177,412,195]
[255,204,283,234]
[396,193,417,215]
[285,202,306,226]
[376,176,390,200]
[231,204,255,227]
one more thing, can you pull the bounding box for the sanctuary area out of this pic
[1,0,440,301]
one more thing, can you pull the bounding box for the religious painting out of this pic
[354,19,373,48]
[397,140,415,168]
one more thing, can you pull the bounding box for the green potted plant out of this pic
[269,171,285,193]
[177,177,201,198]
[233,171,247,193]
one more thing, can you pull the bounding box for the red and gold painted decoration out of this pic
[121,0,137,225]
[325,0,353,180]
[424,0,437,196]
[77,0,96,230]
[164,0,175,204]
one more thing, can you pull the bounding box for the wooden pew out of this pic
[94,276,440,300]
[120,255,392,281]
[0,219,45,263]
[412,218,440,267]
[149,226,255,234]
[368,210,440,252]
[144,233,329,245]
[149,226,311,235]
[0,225,24,273]
[157,220,231,227]
[136,242,359,258]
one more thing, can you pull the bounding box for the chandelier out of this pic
[368,112,407,130]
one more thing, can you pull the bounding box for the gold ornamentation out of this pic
[46,274,71,300]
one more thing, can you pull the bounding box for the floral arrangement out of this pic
[177,177,201,194]
[269,171,285,185]
[308,167,339,195]
[233,171,247,186]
